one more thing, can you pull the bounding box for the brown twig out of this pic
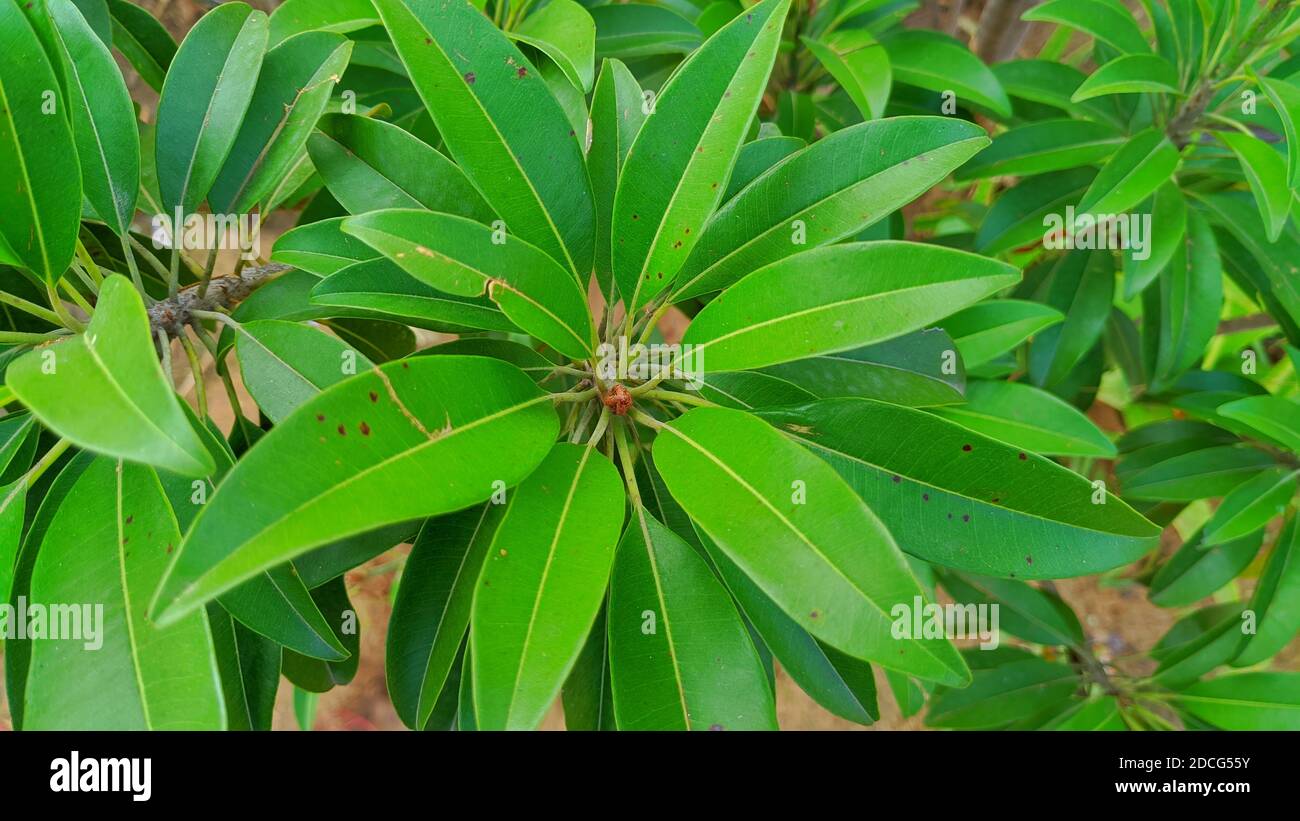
[148,262,290,341]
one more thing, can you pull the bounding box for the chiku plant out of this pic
[0,0,1294,731]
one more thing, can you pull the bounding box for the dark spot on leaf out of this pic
[922,493,929,501]
[425,37,432,44]
[401,362,409,369]
[631,214,639,220]
[516,66,527,78]
[464,71,475,84]
[125,515,133,525]
[962,514,970,523]
[337,425,347,436]
[316,413,326,422]
[992,497,1000,503]
[167,544,174,554]
[962,444,972,452]
[710,724,725,731]
[1018,452,1027,460]
[809,609,820,619]
[891,475,900,483]
[368,391,378,403]
[947,513,953,520]
[1025,555,1033,565]
[359,422,371,436]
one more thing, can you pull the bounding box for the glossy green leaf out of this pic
[154,2,268,215]
[937,570,1084,647]
[879,29,1010,117]
[1203,467,1297,546]
[561,603,615,730]
[696,370,817,410]
[24,458,225,729]
[683,241,1019,372]
[589,58,646,301]
[50,0,139,236]
[0,0,81,282]
[1234,516,1300,666]
[1123,445,1275,501]
[234,319,375,424]
[311,259,517,333]
[209,31,352,214]
[612,0,790,310]
[672,117,991,301]
[723,136,804,201]
[280,575,359,692]
[1150,528,1263,607]
[307,113,494,221]
[510,0,595,93]
[272,216,380,276]
[1219,131,1290,242]
[653,406,969,684]
[1175,672,1300,730]
[590,3,701,59]
[1072,54,1179,101]
[373,0,594,276]
[608,506,778,729]
[975,167,1095,255]
[1023,0,1151,55]
[758,398,1162,579]
[207,603,280,731]
[152,356,559,623]
[342,210,596,359]
[471,443,623,730]
[1075,128,1179,216]
[1253,70,1300,189]
[802,30,890,120]
[268,0,378,47]
[1218,395,1300,453]
[932,380,1116,458]
[1154,605,1249,687]
[1044,695,1126,730]
[1122,182,1186,299]
[1027,249,1113,387]
[957,120,1124,181]
[388,505,501,729]
[8,276,215,477]
[106,0,176,92]
[941,299,1064,368]
[992,59,1123,126]
[1143,213,1224,393]
[926,652,1079,729]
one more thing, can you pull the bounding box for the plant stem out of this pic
[156,328,175,389]
[118,233,147,295]
[551,388,598,403]
[0,290,62,326]
[640,388,714,408]
[0,329,72,345]
[612,420,641,506]
[179,331,208,420]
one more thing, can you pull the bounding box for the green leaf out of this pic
[941,299,1064,368]
[373,0,595,276]
[1123,445,1275,501]
[956,120,1125,181]
[341,209,596,359]
[608,506,778,729]
[589,58,646,301]
[207,603,279,730]
[272,216,380,276]
[8,276,215,477]
[1072,54,1180,100]
[671,117,991,301]
[975,167,1095,255]
[311,259,517,333]
[590,3,701,59]
[1023,0,1151,55]
[388,505,500,729]
[1075,127,1180,216]
[926,652,1079,729]
[1253,69,1300,189]
[562,603,615,730]
[24,458,225,729]
[306,113,494,221]
[1234,516,1300,667]
[683,242,1019,372]
[1175,672,1300,730]
[151,356,560,623]
[932,380,1116,458]
[510,0,595,93]
[936,570,1084,647]
[1203,467,1297,546]
[209,31,352,214]
[757,398,1161,578]
[0,0,81,282]
[992,59,1123,126]
[1122,182,1186,299]
[1218,131,1291,242]
[105,0,174,91]
[612,0,790,310]
[281,575,359,691]
[471,443,624,730]
[1027,250,1113,387]
[1044,696,1126,730]
[879,29,1011,117]
[1153,604,1247,687]
[154,2,268,215]
[696,370,816,409]
[268,0,378,47]
[653,406,969,685]
[802,30,890,120]
[1149,528,1263,607]
[760,328,966,407]
[50,0,139,236]
[723,135,804,200]
[234,319,375,424]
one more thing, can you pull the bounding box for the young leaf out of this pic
[801,30,890,120]
[653,406,970,685]
[589,58,646,301]
[1071,54,1180,100]
[509,0,595,93]
[1218,131,1291,242]
[8,276,215,477]
[24,458,226,729]
[151,356,560,623]
[342,209,596,359]
[758,398,1162,578]
[0,0,81,282]
[372,0,595,276]
[50,0,140,236]
[1075,128,1180,216]
[1023,0,1151,55]
[1122,182,1186,299]
[612,0,791,310]
[471,443,624,730]
[607,506,779,729]
[1252,69,1300,189]
[1028,249,1113,387]
[672,117,991,301]
[1202,467,1297,546]
[1217,395,1300,453]
[154,2,268,215]
[931,380,1117,458]
[683,242,1019,372]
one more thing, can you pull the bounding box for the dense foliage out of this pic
[0,0,1297,730]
